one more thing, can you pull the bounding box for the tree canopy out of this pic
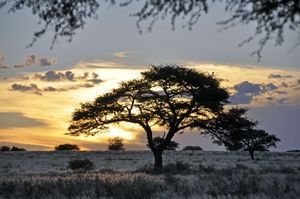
[204,108,280,159]
[67,65,229,169]
[1,0,299,58]
[147,136,180,151]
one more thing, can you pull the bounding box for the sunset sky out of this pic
[0,2,299,151]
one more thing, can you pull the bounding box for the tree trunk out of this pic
[153,150,163,171]
[249,150,255,160]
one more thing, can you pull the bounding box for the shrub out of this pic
[0,146,10,151]
[164,161,191,174]
[10,146,26,151]
[68,159,94,171]
[55,144,80,151]
[107,137,125,151]
[286,149,300,152]
[182,146,203,151]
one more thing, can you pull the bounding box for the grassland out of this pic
[0,151,299,198]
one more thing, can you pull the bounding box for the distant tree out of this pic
[67,65,229,170]
[10,146,26,151]
[1,0,299,58]
[182,146,203,151]
[205,108,280,159]
[147,136,180,151]
[107,137,125,151]
[0,146,10,152]
[55,144,80,151]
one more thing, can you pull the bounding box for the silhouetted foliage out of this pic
[147,136,180,151]
[0,146,10,151]
[67,65,229,170]
[10,146,26,151]
[107,137,125,151]
[205,108,280,159]
[54,144,80,151]
[1,0,299,58]
[286,149,300,152]
[68,159,94,171]
[182,146,203,151]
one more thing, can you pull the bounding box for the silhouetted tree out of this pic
[107,137,125,151]
[54,144,80,151]
[182,146,203,151]
[205,108,280,159]
[147,136,180,151]
[0,146,10,151]
[67,65,229,170]
[10,146,26,151]
[1,0,299,58]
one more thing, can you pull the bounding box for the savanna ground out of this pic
[0,151,299,199]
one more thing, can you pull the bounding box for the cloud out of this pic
[233,81,263,95]
[229,81,279,105]
[13,54,58,68]
[34,71,90,82]
[39,57,58,66]
[280,82,289,88]
[0,112,47,129]
[11,83,42,95]
[24,54,38,66]
[229,94,253,104]
[268,73,293,79]
[114,51,133,58]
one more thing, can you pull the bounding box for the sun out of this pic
[107,127,135,140]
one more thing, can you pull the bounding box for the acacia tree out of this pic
[1,0,299,57]
[205,108,280,159]
[107,137,125,151]
[67,65,229,170]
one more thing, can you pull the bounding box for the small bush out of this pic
[10,146,26,151]
[182,146,203,151]
[107,137,125,151]
[0,146,10,151]
[286,149,300,152]
[164,161,191,174]
[68,159,94,171]
[55,144,80,151]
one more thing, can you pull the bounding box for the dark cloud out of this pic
[229,94,253,104]
[24,54,38,66]
[25,54,57,66]
[43,86,66,92]
[39,57,57,66]
[280,82,289,88]
[34,71,91,82]
[11,83,42,95]
[0,112,47,129]
[264,83,278,91]
[229,81,279,105]
[233,81,262,95]
[268,73,293,79]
